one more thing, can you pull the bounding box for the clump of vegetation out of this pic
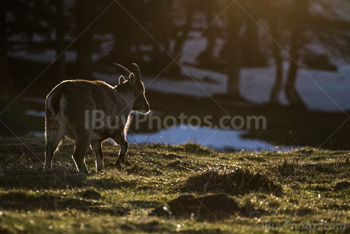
[334,181,350,191]
[151,193,240,219]
[184,168,282,195]
[180,142,215,155]
[276,158,299,177]
[77,188,102,200]
[126,163,163,176]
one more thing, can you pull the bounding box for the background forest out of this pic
[0,0,350,150]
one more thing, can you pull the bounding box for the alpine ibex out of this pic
[44,63,150,173]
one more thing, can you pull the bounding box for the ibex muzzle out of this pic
[44,63,150,173]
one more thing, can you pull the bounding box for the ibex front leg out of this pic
[113,134,128,169]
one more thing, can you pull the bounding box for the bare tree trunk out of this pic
[197,3,217,66]
[239,1,266,67]
[284,26,305,108]
[76,0,92,78]
[284,0,307,108]
[107,2,137,67]
[55,0,65,81]
[151,1,172,72]
[243,19,260,67]
[269,44,283,105]
[226,3,242,99]
[0,0,8,84]
[170,0,194,76]
[268,5,283,105]
[112,8,133,66]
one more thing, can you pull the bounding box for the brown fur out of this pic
[44,64,150,173]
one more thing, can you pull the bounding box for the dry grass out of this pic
[0,138,349,233]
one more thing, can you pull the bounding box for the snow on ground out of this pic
[25,110,45,118]
[8,49,106,63]
[127,125,297,152]
[8,50,77,63]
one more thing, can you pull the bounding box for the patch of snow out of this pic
[28,131,45,137]
[8,49,107,63]
[179,37,206,64]
[26,110,45,118]
[127,125,298,152]
[139,45,153,51]
[8,50,77,63]
[32,33,47,43]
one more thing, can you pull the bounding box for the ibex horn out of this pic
[113,63,132,75]
[131,63,141,81]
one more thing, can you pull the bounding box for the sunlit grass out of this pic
[0,137,349,233]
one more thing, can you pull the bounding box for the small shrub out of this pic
[334,181,350,191]
[184,168,282,195]
[180,142,215,155]
[78,188,101,200]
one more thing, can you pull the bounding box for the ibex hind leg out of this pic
[72,138,90,174]
[44,119,64,172]
[91,140,104,172]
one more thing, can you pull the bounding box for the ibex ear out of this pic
[119,75,125,84]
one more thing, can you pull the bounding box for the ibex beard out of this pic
[44,63,150,174]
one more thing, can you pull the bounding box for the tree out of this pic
[96,1,142,68]
[148,1,173,72]
[196,0,219,67]
[76,0,93,78]
[263,0,350,107]
[284,0,308,108]
[226,2,243,99]
[240,0,266,67]
[160,1,174,66]
[55,0,65,81]
[267,0,284,105]
[0,0,8,84]
[169,0,195,76]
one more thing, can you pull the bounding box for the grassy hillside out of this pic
[0,137,349,233]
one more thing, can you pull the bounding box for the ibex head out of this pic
[113,63,150,115]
